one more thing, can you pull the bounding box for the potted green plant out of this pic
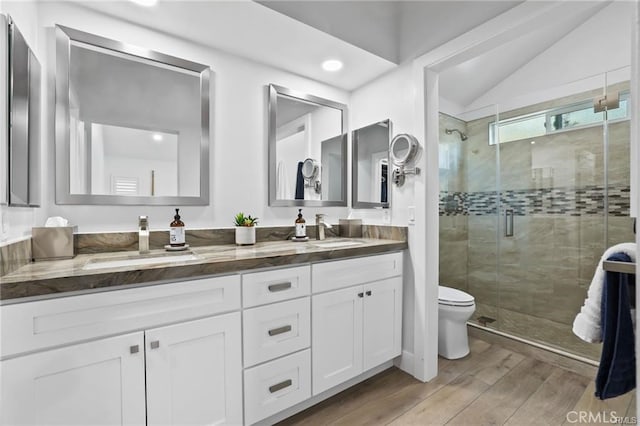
[234,212,258,245]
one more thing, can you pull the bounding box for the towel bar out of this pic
[603,260,637,275]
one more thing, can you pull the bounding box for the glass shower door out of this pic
[439,104,500,329]
[604,66,634,249]
[494,69,633,361]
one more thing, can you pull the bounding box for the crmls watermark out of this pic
[566,411,638,424]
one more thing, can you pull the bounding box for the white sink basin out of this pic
[83,254,199,270]
[312,240,365,249]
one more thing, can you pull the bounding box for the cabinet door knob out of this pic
[366,290,372,296]
[130,345,139,354]
[150,340,160,350]
[357,292,364,298]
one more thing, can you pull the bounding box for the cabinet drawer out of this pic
[1,275,241,359]
[312,252,402,293]
[243,297,310,368]
[242,265,310,308]
[244,349,311,425]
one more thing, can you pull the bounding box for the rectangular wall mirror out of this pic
[3,15,41,207]
[268,84,348,207]
[352,119,391,208]
[55,25,210,205]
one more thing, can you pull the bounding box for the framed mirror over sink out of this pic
[55,25,211,205]
[268,84,348,207]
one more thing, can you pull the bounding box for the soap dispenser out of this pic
[294,209,307,240]
[169,208,185,247]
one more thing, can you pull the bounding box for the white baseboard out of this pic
[394,350,415,377]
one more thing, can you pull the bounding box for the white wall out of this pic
[0,1,45,244]
[350,64,415,226]
[32,1,350,232]
[631,2,639,219]
[350,63,418,364]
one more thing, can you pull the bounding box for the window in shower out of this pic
[489,90,629,145]
[489,112,546,145]
[547,91,629,131]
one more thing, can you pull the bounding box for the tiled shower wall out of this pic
[439,84,635,361]
[439,113,469,298]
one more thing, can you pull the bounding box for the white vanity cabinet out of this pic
[1,332,147,425]
[311,253,403,395]
[241,266,312,424]
[0,250,404,425]
[0,275,243,426]
[145,313,242,425]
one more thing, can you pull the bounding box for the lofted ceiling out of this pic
[74,0,396,91]
[438,0,610,110]
[74,0,523,92]
[439,1,632,115]
[67,0,629,101]
[258,1,522,64]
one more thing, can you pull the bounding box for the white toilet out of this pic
[438,286,475,359]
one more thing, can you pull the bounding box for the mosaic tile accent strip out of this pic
[440,186,631,217]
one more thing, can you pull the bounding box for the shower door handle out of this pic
[505,209,514,237]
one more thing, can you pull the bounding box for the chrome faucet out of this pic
[315,214,333,240]
[138,216,149,254]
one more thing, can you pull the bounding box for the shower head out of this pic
[445,128,468,141]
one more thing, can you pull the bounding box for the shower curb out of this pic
[468,323,599,379]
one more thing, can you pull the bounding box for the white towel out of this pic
[276,161,291,200]
[572,242,636,343]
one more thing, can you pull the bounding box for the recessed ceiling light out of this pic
[152,134,163,141]
[130,0,158,7]
[322,59,343,72]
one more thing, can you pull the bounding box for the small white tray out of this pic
[165,244,190,251]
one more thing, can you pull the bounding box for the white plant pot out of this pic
[235,226,256,245]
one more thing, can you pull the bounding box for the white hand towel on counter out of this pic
[572,242,636,343]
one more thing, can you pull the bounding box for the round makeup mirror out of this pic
[301,158,319,180]
[389,134,419,167]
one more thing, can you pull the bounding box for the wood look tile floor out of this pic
[278,338,636,426]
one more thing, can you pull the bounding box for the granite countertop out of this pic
[0,238,407,302]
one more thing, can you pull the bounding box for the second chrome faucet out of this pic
[315,214,332,240]
[139,215,150,254]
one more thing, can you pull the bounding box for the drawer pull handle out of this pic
[366,290,372,296]
[269,379,292,393]
[150,341,160,350]
[358,292,364,298]
[268,325,292,336]
[268,282,292,292]
[130,345,139,354]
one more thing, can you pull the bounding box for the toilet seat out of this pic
[438,286,475,307]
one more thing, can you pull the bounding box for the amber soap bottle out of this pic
[170,208,185,247]
[295,209,306,239]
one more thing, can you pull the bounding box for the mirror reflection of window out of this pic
[67,40,201,197]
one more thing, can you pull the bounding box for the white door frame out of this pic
[408,0,630,381]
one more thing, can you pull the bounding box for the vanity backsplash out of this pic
[0,238,31,277]
[75,224,406,254]
[0,225,407,277]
